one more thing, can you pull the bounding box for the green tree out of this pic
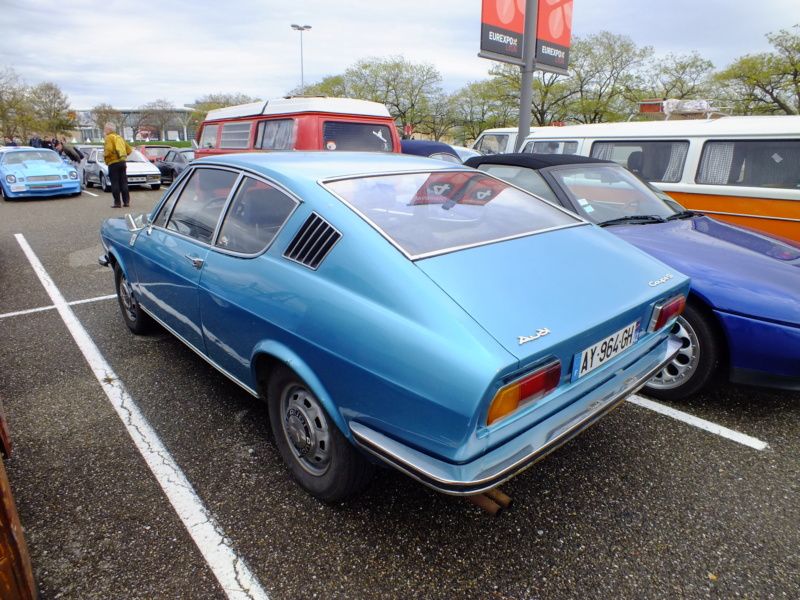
[643,51,716,100]
[566,32,654,122]
[141,98,177,140]
[449,78,518,144]
[89,103,123,133]
[27,82,76,136]
[289,75,349,98]
[716,25,800,114]
[0,66,28,138]
[344,56,442,137]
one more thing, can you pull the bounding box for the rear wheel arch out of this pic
[250,345,350,436]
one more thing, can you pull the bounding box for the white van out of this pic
[472,127,543,155]
[518,116,800,242]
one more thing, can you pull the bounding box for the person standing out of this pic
[3,136,17,146]
[28,132,42,147]
[103,123,132,208]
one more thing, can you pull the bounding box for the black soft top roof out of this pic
[465,152,615,171]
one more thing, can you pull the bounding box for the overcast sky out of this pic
[1,0,799,110]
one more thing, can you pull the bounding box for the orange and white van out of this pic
[195,97,401,158]
[518,116,800,242]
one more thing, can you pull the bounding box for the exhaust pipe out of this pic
[467,487,514,515]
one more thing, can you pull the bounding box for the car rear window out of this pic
[322,121,394,152]
[325,171,580,258]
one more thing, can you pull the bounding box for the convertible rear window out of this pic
[325,171,580,258]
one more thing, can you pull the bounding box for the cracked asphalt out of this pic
[1,188,798,600]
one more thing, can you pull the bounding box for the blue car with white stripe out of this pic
[99,152,689,502]
[0,147,81,199]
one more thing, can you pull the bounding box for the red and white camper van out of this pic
[195,97,401,158]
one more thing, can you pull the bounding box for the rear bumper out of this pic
[351,334,682,495]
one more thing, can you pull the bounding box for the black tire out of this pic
[643,302,723,400]
[83,171,93,188]
[100,173,110,193]
[151,184,161,191]
[267,366,374,502]
[114,265,154,335]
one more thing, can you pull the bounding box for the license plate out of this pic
[129,177,146,183]
[572,320,640,381]
[10,184,25,192]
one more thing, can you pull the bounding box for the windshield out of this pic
[547,164,679,224]
[325,170,580,258]
[126,150,149,163]
[2,150,62,165]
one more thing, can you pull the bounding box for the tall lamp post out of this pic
[290,24,312,95]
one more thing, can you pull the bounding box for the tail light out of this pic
[648,295,686,333]
[487,361,561,426]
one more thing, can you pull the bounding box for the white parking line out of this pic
[14,234,270,600]
[82,190,100,197]
[628,394,769,451]
[0,295,116,320]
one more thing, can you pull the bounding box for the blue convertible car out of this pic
[99,152,689,502]
[466,153,800,400]
[0,147,81,199]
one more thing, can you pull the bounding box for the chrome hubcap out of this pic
[648,316,699,390]
[282,386,331,476]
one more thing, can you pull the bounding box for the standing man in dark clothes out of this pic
[28,132,42,147]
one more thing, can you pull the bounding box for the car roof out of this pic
[400,139,459,158]
[465,152,615,171]
[195,151,470,183]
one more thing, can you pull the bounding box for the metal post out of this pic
[291,24,312,95]
[517,0,538,151]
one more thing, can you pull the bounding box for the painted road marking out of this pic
[15,234,269,600]
[0,295,116,320]
[628,394,769,451]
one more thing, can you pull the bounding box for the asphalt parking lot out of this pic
[1,186,798,600]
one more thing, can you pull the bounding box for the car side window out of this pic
[216,177,297,254]
[163,168,239,244]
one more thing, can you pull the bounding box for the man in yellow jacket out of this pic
[103,122,133,208]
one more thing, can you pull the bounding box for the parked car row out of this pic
[464,152,800,400]
[80,146,162,192]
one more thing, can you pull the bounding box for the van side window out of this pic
[697,139,800,189]
[322,122,394,152]
[220,122,252,149]
[591,141,688,183]
[474,134,508,155]
[199,124,219,149]
[529,141,579,154]
[216,177,298,254]
[255,119,295,151]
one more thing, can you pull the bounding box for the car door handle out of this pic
[184,254,205,269]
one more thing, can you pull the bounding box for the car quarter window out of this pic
[160,167,239,244]
[216,177,297,254]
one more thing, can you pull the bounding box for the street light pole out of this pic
[290,24,312,95]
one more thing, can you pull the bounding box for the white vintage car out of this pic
[83,147,161,191]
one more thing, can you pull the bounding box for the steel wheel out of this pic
[100,173,110,192]
[280,383,332,476]
[267,367,374,502]
[114,265,153,334]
